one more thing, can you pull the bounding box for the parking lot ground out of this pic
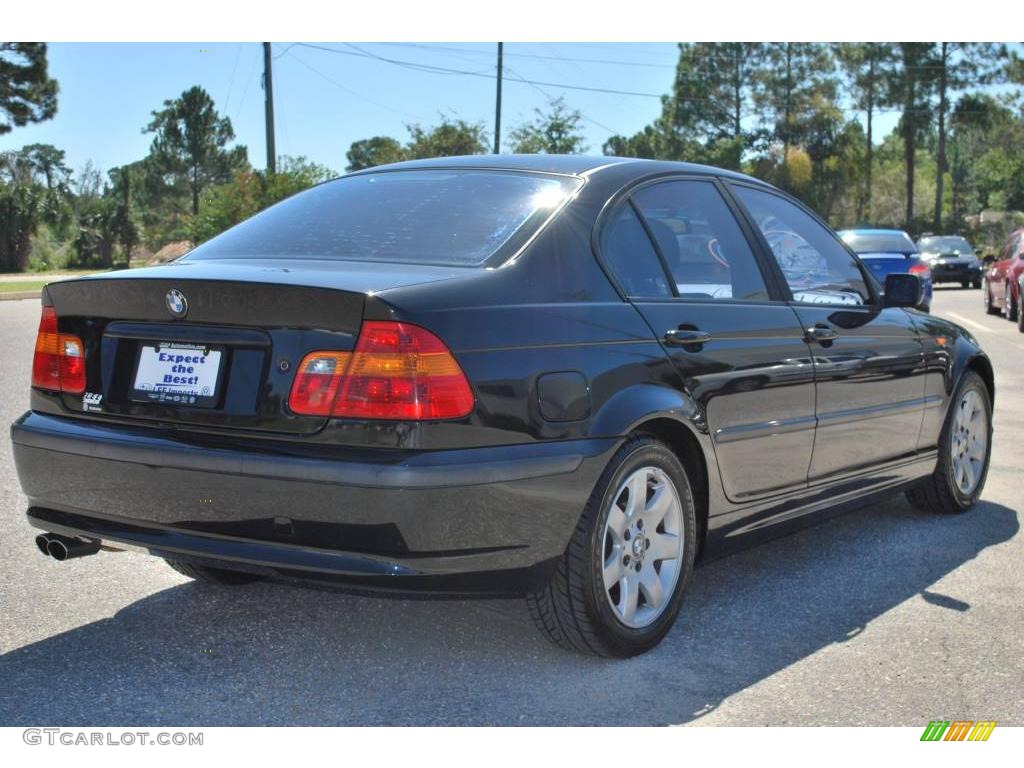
[0,286,1021,726]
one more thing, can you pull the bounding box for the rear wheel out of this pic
[1017,287,1024,333]
[906,371,992,515]
[527,435,697,657]
[165,559,265,585]
[972,279,982,289]
[961,280,969,289]
[1006,284,1019,321]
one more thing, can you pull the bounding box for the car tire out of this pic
[165,559,265,585]
[972,279,982,289]
[906,371,992,515]
[527,434,698,657]
[961,280,969,289]
[984,280,1000,315]
[1006,284,1019,322]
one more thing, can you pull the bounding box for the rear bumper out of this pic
[11,412,615,594]
[930,264,982,283]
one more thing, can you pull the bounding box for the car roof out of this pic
[349,153,769,185]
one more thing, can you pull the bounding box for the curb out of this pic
[0,290,42,301]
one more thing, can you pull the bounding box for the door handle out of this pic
[664,329,712,347]
[804,325,838,344]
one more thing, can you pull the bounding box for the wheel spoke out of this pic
[606,506,628,543]
[639,565,664,610]
[603,551,624,591]
[618,574,639,623]
[624,471,648,519]
[967,436,986,462]
[644,484,673,528]
[649,531,680,561]
[961,456,976,492]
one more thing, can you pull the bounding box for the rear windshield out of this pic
[186,169,582,267]
[839,231,917,255]
[918,236,974,254]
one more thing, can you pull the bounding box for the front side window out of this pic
[733,185,870,306]
[631,180,770,301]
[186,170,582,267]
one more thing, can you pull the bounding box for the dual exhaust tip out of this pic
[35,533,101,561]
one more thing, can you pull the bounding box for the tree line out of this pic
[348,43,1024,252]
[2,42,1024,272]
[1,45,336,272]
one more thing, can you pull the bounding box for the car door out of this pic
[599,177,817,502]
[728,183,926,481]
[987,233,1018,308]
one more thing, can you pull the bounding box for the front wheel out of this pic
[984,280,1000,315]
[906,371,992,515]
[1006,284,1019,322]
[527,435,697,657]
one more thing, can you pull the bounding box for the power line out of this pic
[232,45,261,122]
[372,41,678,70]
[289,42,665,99]
[222,42,243,116]
[283,50,425,120]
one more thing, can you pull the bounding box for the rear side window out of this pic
[839,231,917,254]
[601,204,671,298]
[631,180,769,301]
[186,170,582,267]
[733,185,870,306]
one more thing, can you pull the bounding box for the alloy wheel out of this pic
[601,466,685,629]
[950,389,988,496]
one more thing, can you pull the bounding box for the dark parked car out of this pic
[11,156,994,657]
[837,228,933,310]
[917,235,983,288]
[983,227,1024,330]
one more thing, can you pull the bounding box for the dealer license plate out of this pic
[131,342,224,407]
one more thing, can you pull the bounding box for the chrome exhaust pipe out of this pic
[35,533,52,556]
[41,533,101,561]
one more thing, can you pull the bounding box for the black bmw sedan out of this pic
[11,155,994,657]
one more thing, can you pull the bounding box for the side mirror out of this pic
[883,273,924,308]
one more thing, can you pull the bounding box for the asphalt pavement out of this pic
[0,286,1021,726]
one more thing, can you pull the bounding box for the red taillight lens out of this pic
[288,321,474,420]
[909,262,931,279]
[31,306,86,394]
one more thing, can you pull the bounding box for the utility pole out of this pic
[263,42,276,174]
[493,42,503,154]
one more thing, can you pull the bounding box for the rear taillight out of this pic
[909,262,931,280]
[32,306,86,394]
[288,321,474,420]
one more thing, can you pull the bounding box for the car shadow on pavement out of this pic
[0,496,1017,726]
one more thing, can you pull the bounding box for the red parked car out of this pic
[983,228,1024,331]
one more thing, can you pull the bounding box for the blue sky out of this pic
[0,42,909,178]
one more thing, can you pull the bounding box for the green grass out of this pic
[0,280,48,293]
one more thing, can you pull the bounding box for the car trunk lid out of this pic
[42,259,467,435]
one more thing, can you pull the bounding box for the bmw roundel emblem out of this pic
[165,289,188,319]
